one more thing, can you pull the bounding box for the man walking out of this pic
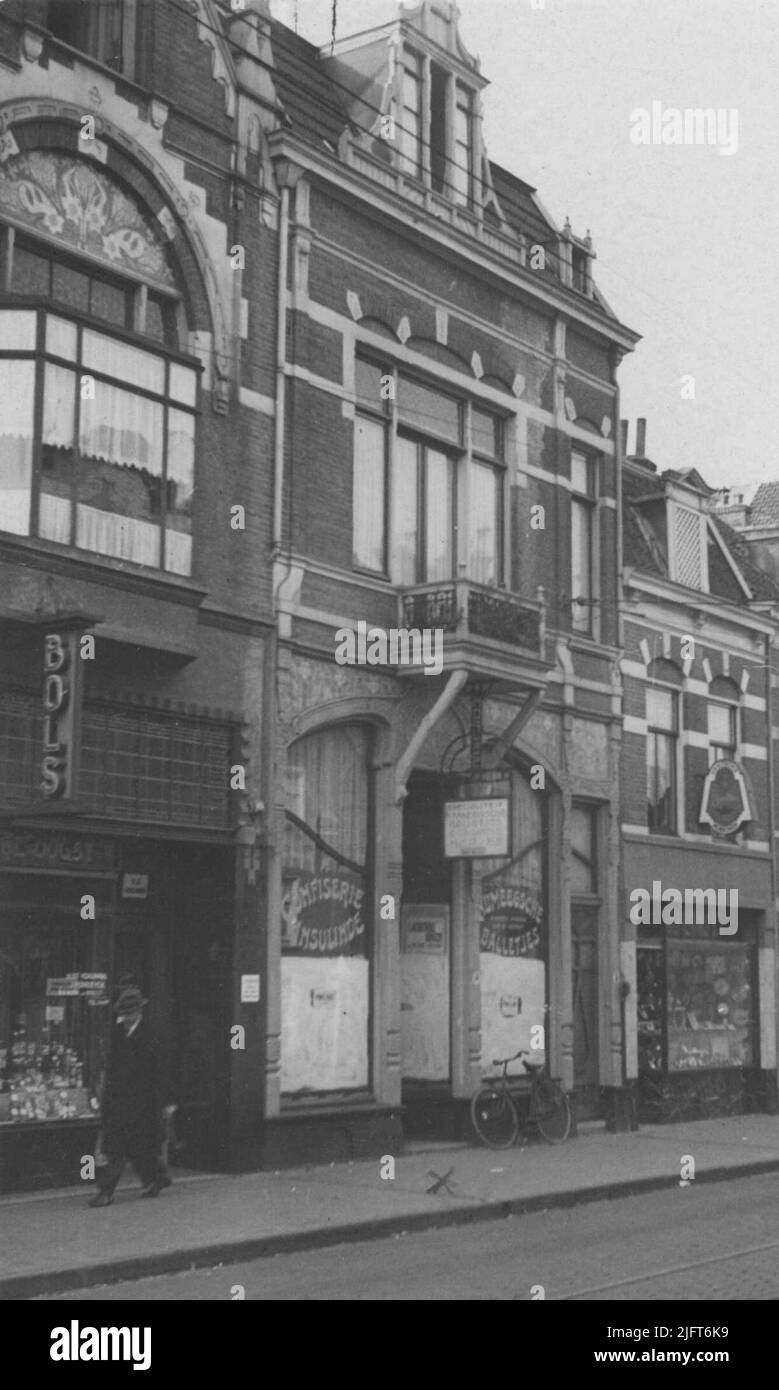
[89,986,173,1208]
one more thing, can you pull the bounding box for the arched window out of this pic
[0,152,198,575]
[708,675,740,764]
[281,724,373,1095]
[646,659,682,834]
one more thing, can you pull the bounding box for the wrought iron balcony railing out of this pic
[399,581,546,658]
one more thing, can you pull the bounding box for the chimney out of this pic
[636,418,647,458]
[620,419,629,455]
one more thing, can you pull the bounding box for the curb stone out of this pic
[4,1154,779,1300]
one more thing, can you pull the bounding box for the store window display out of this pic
[637,913,758,1076]
[0,900,110,1125]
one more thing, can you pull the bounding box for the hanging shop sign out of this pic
[280,868,367,956]
[41,628,84,801]
[699,759,752,836]
[443,798,510,858]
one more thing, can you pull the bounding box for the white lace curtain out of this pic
[0,360,34,534]
[285,725,370,874]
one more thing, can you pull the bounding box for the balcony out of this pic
[398,580,549,687]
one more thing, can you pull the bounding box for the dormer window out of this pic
[571,246,588,294]
[453,85,473,206]
[399,49,477,209]
[400,51,424,179]
[669,501,708,592]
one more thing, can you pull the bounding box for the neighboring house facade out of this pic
[621,427,779,1123]
[0,0,278,1187]
[260,0,639,1162]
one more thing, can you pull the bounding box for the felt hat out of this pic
[114,986,147,1015]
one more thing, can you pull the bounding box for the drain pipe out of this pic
[272,179,290,553]
[271,159,300,556]
[395,669,468,804]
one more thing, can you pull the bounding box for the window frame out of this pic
[400,49,424,181]
[570,800,599,899]
[570,449,599,637]
[707,697,739,765]
[0,302,200,574]
[2,226,181,348]
[352,366,391,577]
[352,356,513,590]
[398,45,477,208]
[646,683,679,836]
[469,404,506,587]
[453,83,474,208]
[47,0,139,80]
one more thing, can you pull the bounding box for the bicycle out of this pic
[470,1049,571,1148]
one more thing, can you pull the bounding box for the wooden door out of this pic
[572,906,600,1118]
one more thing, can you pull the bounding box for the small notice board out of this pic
[444,797,510,858]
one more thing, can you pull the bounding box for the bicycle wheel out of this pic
[534,1079,571,1144]
[470,1087,519,1148]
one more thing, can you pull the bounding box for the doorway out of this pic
[400,773,454,1088]
[572,904,600,1118]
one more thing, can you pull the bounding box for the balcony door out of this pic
[392,436,456,585]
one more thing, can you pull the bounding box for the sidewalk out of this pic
[2,1113,778,1298]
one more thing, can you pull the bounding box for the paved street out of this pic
[39,1171,779,1301]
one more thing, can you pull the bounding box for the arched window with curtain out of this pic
[0,151,198,575]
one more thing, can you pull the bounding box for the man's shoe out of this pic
[141,1173,172,1198]
[88,1192,114,1208]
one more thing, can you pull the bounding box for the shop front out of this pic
[399,757,552,1138]
[0,825,236,1191]
[625,840,776,1122]
[637,912,761,1119]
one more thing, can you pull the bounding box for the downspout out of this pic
[272,175,292,555]
[395,669,468,804]
[765,628,778,1085]
[766,630,776,917]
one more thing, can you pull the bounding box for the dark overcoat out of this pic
[101,1020,162,1152]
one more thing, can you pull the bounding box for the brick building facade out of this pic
[0,0,278,1186]
[257,0,640,1161]
[621,428,779,1122]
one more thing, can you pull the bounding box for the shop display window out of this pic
[637,946,663,1072]
[637,928,756,1074]
[0,917,109,1124]
[666,940,754,1071]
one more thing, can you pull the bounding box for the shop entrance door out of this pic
[572,906,600,1118]
[400,773,454,1091]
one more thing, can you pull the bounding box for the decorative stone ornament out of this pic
[0,150,176,285]
[21,28,45,63]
